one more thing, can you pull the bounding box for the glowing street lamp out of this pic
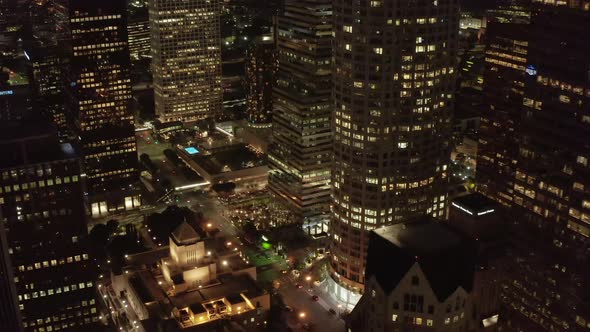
[305,275,312,289]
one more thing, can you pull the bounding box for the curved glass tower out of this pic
[327,0,459,307]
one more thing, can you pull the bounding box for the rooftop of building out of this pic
[181,143,266,175]
[367,217,476,301]
[0,119,79,169]
[171,221,201,246]
[129,270,167,304]
[169,273,265,310]
[374,218,463,256]
[452,193,498,215]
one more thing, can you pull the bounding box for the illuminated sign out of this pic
[24,51,30,61]
[525,65,537,76]
[0,90,14,96]
[451,202,473,215]
[184,147,199,155]
[477,209,495,216]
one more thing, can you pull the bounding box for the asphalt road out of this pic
[278,276,345,332]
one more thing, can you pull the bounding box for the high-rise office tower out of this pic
[0,120,99,331]
[128,1,151,61]
[328,0,459,307]
[26,44,69,140]
[245,37,276,126]
[477,1,590,330]
[149,0,223,123]
[477,22,530,207]
[24,1,68,140]
[267,0,332,236]
[57,0,141,217]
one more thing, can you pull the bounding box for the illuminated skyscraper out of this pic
[0,121,99,331]
[149,0,223,123]
[268,0,332,236]
[128,1,150,61]
[328,0,459,307]
[58,0,141,217]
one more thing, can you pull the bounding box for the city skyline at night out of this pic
[0,0,589,331]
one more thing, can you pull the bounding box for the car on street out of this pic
[296,283,303,289]
[311,295,319,301]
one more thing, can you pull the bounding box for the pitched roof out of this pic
[366,217,476,301]
[171,221,200,246]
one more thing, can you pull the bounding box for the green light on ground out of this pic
[262,242,271,250]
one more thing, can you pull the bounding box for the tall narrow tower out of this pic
[328,0,459,307]
[149,0,223,123]
[268,0,333,236]
[58,0,141,217]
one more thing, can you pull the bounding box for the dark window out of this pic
[428,305,434,314]
[393,302,399,310]
[411,276,419,286]
[403,294,423,312]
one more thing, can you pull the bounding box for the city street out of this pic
[276,273,345,332]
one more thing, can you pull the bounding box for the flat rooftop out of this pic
[0,121,79,169]
[452,193,498,215]
[130,270,167,304]
[185,144,266,175]
[368,218,476,300]
[374,218,462,256]
[170,273,264,309]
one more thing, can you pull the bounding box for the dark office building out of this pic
[0,121,99,331]
[57,0,141,217]
[477,0,590,330]
[477,22,530,207]
[245,37,276,126]
[26,43,69,140]
[0,212,21,331]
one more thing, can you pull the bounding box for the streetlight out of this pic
[299,312,306,319]
[305,275,312,290]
